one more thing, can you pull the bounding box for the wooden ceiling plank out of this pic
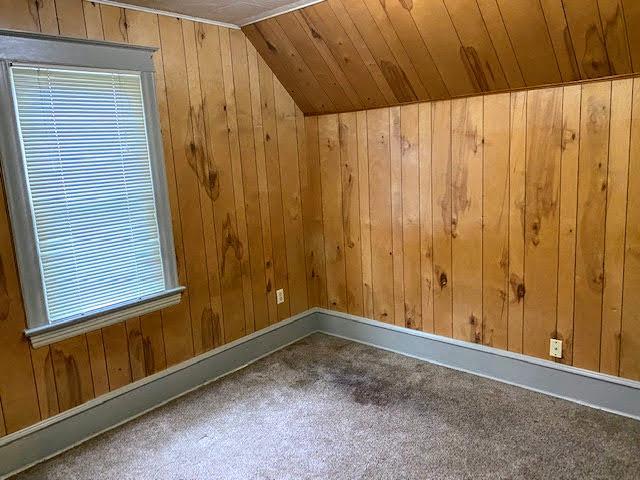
[622,0,640,72]
[361,0,431,101]
[274,14,356,112]
[562,0,611,79]
[298,3,388,108]
[495,0,562,85]
[476,0,525,88]
[444,0,509,91]
[539,0,581,82]
[409,0,479,96]
[324,1,398,105]
[335,0,420,103]
[598,0,633,75]
[372,0,449,99]
[261,18,336,113]
[242,23,316,113]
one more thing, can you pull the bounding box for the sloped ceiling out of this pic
[242,0,640,114]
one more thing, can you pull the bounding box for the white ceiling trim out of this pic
[237,0,326,27]
[87,0,241,30]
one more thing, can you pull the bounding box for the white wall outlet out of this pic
[550,338,563,358]
[276,288,285,305]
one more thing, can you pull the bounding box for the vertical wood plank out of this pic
[247,40,279,323]
[419,103,434,333]
[157,15,196,359]
[220,28,256,334]
[230,28,270,331]
[600,78,631,375]
[85,330,109,397]
[619,78,640,380]
[0,397,6,436]
[54,0,86,37]
[197,25,246,340]
[101,326,131,390]
[37,0,59,35]
[182,19,221,350]
[50,338,94,411]
[258,58,291,320]
[573,81,611,371]
[507,91,527,353]
[82,1,104,40]
[367,108,394,323]
[301,116,328,308]
[30,347,59,419]
[431,100,453,337]
[357,111,374,318]
[401,104,421,330]
[274,80,309,315]
[523,87,563,359]
[125,320,145,381]
[555,84,582,365]
[339,112,364,316]
[482,93,510,349]
[0,0,39,31]
[390,107,404,326]
[319,114,347,312]
[98,4,126,42]
[451,97,483,344]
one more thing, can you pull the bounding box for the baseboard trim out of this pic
[0,310,317,479]
[315,309,640,420]
[2,307,639,478]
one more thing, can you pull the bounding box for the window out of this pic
[0,30,182,347]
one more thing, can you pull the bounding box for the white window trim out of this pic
[0,29,184,347]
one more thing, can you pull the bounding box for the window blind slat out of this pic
[11,66,166,324]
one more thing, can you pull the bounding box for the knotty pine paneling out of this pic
[304,77,640,381]
[245,0,640,114]
[0,0,308,436]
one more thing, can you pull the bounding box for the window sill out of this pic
[25,287,185,348]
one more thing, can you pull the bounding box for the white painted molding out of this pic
[86,0,241,30]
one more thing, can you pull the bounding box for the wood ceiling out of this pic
[242,0,640,114]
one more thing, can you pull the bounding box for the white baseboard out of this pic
[2,307,639,478]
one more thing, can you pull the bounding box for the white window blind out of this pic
[11,65,166,324]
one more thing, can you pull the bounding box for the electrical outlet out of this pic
[550,338,563,358]
[276,288,285,305]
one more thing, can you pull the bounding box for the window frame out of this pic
[0,29,183,347]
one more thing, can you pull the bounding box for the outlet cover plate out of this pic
[550,339,562,358]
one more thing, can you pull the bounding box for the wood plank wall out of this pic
[244,0,640,115]
[303,77,640,381]
[0,0,309,436]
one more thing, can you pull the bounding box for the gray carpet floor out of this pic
[13,333,640,479]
